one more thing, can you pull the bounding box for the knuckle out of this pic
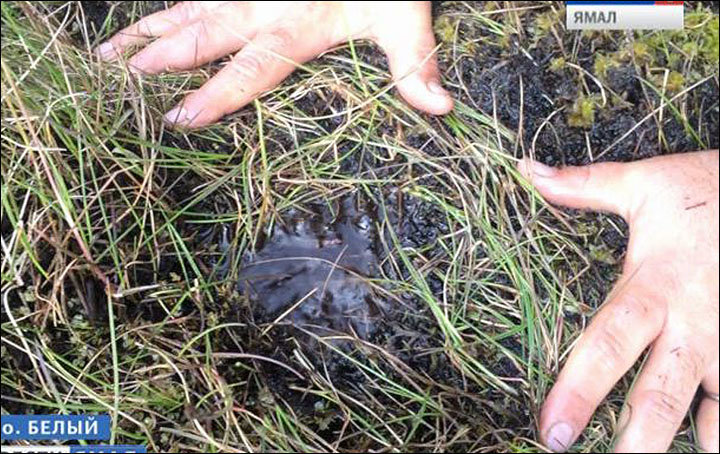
[641,389,687,426]
[230,29,296,83]
[612,291,663,328]
[588,299,650,371]
[267,26,296,50]
[608,294,642,322]
[230,51,268,82]
[669,344,706,382]
[567,387,595,409]
[621,292,652,316]
[182,20,210,44]
[591,324,627,371]
[175,2,201,22]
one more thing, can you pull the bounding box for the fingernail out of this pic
[524,159,558,178]
[164,107,191,127]
[96,42,116,61]
[427,80,449,96]
[546,422,574,452]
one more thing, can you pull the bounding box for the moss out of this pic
[686,7,720,63]
[624,5,718,76]
[631,41,654,66]
[576,221,599,237]
[589,243,618,265]
[533,9,560,39]
[593,53,619,80]
[650,71,684,94]
[705,16,719,63]
[463,40,478,55]
[434,15,456,44]
[682,40,700,58]
[567,96,597,129]
[483,1,502,12]
[549,56,566,73]
[665,50,682,70]
[666,71,685,93]
[498,32,514,50]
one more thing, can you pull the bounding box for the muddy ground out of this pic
[2,1,718,451]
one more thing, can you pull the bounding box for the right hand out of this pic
[519,151,719,453]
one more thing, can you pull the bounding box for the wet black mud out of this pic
[6,1,715,450]
[238,197,385,340]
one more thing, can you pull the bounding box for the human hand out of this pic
[96,1,453,128]
[518,151,719,452]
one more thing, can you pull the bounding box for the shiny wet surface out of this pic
[238,197,383,339]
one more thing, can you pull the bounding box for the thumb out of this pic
[375,4,453,115]
[517,158,636,219]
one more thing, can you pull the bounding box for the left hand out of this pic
[518,151,719,453]
[96,1,453,128]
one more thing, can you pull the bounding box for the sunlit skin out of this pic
[518,152,719,453]
[97,1,453,127]
[99,2,720,452]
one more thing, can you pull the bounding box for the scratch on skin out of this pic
[684,201,707,211]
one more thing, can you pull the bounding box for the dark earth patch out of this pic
[2,1,717,451]
[238,196,384,341]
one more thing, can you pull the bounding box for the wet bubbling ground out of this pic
[238,197,385,340]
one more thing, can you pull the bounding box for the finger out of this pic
[539,267,666,452]
[517,159,636,219]
[96,1,226,61]
[375,3,453,115]
[697,360,719,452]
[613,335,707,453]
[164,28,310,128]
[128,3,254,74]
[697,397,719,453]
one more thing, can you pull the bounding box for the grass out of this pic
[2,1,717,452]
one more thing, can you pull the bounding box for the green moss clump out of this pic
[498,32,515,50]
[434,16,456,44]
[666,71,685,93]
[549,56,566,73]
[590,243,618,265]
[533,9,560,39]
[628,5,718,74]
[685,11,719,63]
[706,16,719,63]
[593,53,619,80]
[632,41,654,66]
[567,96,597,129]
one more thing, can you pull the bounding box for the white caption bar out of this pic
[567,4,684,30]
